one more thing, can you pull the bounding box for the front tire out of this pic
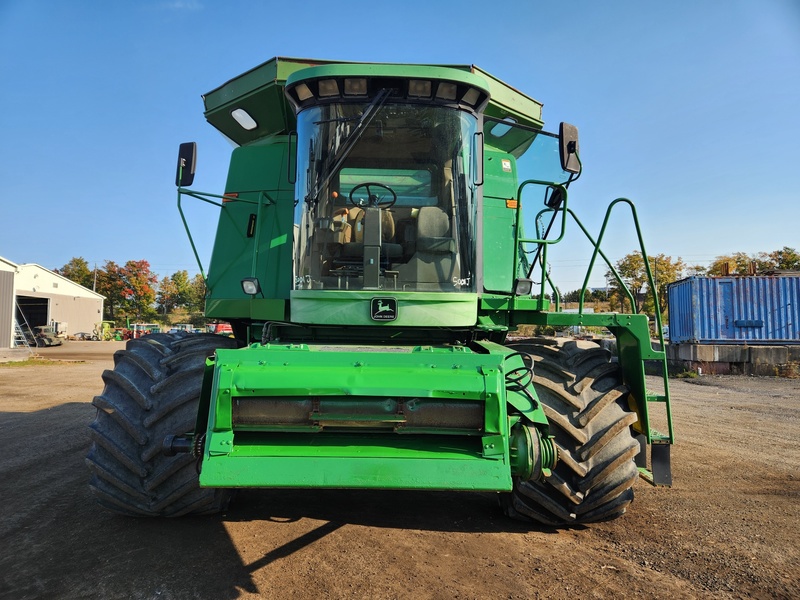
[86,332,239,516]
[503,339,640,526]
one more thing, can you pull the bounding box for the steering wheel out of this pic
[348,182,397,209]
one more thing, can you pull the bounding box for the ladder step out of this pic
[650,429,671,443]
[646,394,667,403]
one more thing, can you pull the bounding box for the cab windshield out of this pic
[294,102,479,292]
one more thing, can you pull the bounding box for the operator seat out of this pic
[394,206,459,290]
[340,207,402,260]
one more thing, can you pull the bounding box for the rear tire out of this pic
[502,339,640,526]
[86,332,239,516]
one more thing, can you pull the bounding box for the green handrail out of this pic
[576,198,666,344]
[177,188,274,282]
[514,180,569,311]
[566,198,673,446]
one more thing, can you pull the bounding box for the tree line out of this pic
[55,257,207,325]
[564,246,798,319]
[55,246,798,326]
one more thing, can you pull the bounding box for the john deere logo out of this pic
[370,297,397,321]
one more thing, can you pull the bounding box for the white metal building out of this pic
[0,256,105,348]
[0,257,16,348]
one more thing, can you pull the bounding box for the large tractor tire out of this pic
[503,339,640,526]
[86,332,239,517]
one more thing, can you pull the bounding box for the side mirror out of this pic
[558,123,580,174]
[176,142,197,187]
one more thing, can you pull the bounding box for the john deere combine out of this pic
[86,57,673,525]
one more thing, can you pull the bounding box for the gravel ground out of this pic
[0,341,798,599]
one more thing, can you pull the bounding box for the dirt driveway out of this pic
[1,342,798,599]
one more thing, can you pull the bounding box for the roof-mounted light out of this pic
[408,79,432,98]
[295,83,314,101]
[344,78,367,96]
[231,108,257,130]
[286,71,489,112]
[435,82,458,101]
[318,79,340,97]
[461,88,480,106]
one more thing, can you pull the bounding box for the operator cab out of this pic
[286,71,488,294]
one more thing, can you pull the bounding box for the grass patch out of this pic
[674,369,699,379]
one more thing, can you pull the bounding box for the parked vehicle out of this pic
[94,321,116,341]
[87,57,673,525]
[207,322,233,335]
[73,332,99,341]
[130,323,161,338]
[35,326,63,347]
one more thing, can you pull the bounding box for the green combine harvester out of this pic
[86,57,674,525]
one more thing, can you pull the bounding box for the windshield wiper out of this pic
[306,88,392,204]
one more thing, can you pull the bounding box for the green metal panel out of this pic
[290,290,478,327]
[211,344,501,403]
[473,340,548,427]
[196,342,549,490]
[203,57,324,145]
[471,65,543,128]
[224,139,292,191]
[285,62,490,93]
[205,298,287,321]
[200,443,512,490]
[482,149,519,293]
[204,140,294,316]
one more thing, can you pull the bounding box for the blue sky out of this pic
[1,0,798,290]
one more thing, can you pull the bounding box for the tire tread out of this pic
[86,332,238,517]
[503,339,640,525]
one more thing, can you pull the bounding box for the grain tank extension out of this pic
[86,57,674,525]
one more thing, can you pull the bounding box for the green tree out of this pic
[95,261,125,322]
[606,252,685,316]
[707,247,799,275]
[170,270,192,307]
[55,257,95,289]
[156,270,193,315]
[156,276,178,315]
[761,246,800,271]
[187,274,207,314]
[561,288,608,303]
[685,264,707,277]
[707,252,763,275]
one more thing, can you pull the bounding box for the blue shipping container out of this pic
[667,276,800,344]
